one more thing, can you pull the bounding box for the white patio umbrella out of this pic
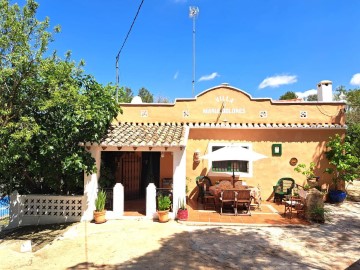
[200,145,267,182]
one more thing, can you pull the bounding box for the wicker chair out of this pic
[273,177,295,203]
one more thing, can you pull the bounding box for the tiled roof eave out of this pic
[184,123,347,129]
[99,122,187,148]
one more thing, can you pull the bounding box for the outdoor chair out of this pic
[273,177,295,203]
[235,189,252,216]
[196,176,213,205]
[219,190,236,215]
[284,189,307,219]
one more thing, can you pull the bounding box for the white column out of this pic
[172,149,186,216]
[146,183,157,219]
[112,183,124,218]
[6,190,22,229]
[82,147,101,221]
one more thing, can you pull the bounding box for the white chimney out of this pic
[317,80,333,101]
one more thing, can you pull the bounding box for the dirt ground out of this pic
[0,182,359,270]
[0,202,358,270]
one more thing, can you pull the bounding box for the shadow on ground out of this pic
[66,202,360,270]
[0,223,74,252]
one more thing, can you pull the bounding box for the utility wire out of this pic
[115,0,144,61]
[115,0,145,101]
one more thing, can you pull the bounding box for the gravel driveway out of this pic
[0,202,359,270]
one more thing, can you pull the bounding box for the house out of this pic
[82,80,346,221]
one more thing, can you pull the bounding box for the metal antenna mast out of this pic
[189,6,199,96]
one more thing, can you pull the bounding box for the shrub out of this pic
[95,190,107,212]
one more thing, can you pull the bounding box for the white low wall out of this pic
[7,191,84,229]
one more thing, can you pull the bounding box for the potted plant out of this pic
[94,189,107,224]
[176,198,188,221]
[325,134,359,203]
[294,162,319,183]
[157,194,172,223]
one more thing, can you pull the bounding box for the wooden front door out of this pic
[115,152,142,200]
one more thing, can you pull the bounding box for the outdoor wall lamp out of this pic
[193,149,201,163]
[161,152,165,158]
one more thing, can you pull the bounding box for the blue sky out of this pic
[19,0,360,102]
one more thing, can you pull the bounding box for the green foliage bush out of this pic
[157,195,171,211]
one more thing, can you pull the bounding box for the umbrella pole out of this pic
[232,162,235,186]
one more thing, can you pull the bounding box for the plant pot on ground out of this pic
[94,190,107,224]
[157,194,172,223]
[176,198,188,221]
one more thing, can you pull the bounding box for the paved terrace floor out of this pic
[185,198,309,226]
[122,198,309,225]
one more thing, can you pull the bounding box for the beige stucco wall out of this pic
[116,86,345,125]
[116,85,346,200]
[185,128,345,200]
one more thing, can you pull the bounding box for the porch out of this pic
[182,198,309,225]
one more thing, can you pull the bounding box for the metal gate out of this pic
[116,152,142,200]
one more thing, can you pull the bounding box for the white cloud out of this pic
[350,73,360,86]
[295,89,317,99]
[259,75,297,89]
[173,71,179,80]
[198,72,219,82]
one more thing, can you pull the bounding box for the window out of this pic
[207,143,252,177]
[211,146,249,173]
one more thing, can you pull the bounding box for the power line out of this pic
[116,0,145,102]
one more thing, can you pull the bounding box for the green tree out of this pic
[344,88,360,164]
[0,0,120,194]
[325,134,359,190]
[306,94,318,101]
[279,91,297,100]
[118,86,133,103]
[155,96,170,103]
[138,87,153,103]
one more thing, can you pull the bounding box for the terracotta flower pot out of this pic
[157,210,169,223]
[94,210,106,224]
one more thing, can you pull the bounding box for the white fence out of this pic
[7,191,84,229]
[5,183,175,229]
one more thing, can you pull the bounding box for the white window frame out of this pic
[206,142,253,178]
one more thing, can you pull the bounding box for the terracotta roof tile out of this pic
[100,122,187,147]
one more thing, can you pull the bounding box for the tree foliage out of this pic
[325,135,359,189]
[306,94,318,101]
[118,87,133,103]
[138,87,153,103]
[0,0,120,194]
[279,91,297,100]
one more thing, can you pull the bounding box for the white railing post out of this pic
[146,183,157,219]
[172,149,186,216]
[113,183,124,218]
[7,190,22,229]
[83,147,101,221]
